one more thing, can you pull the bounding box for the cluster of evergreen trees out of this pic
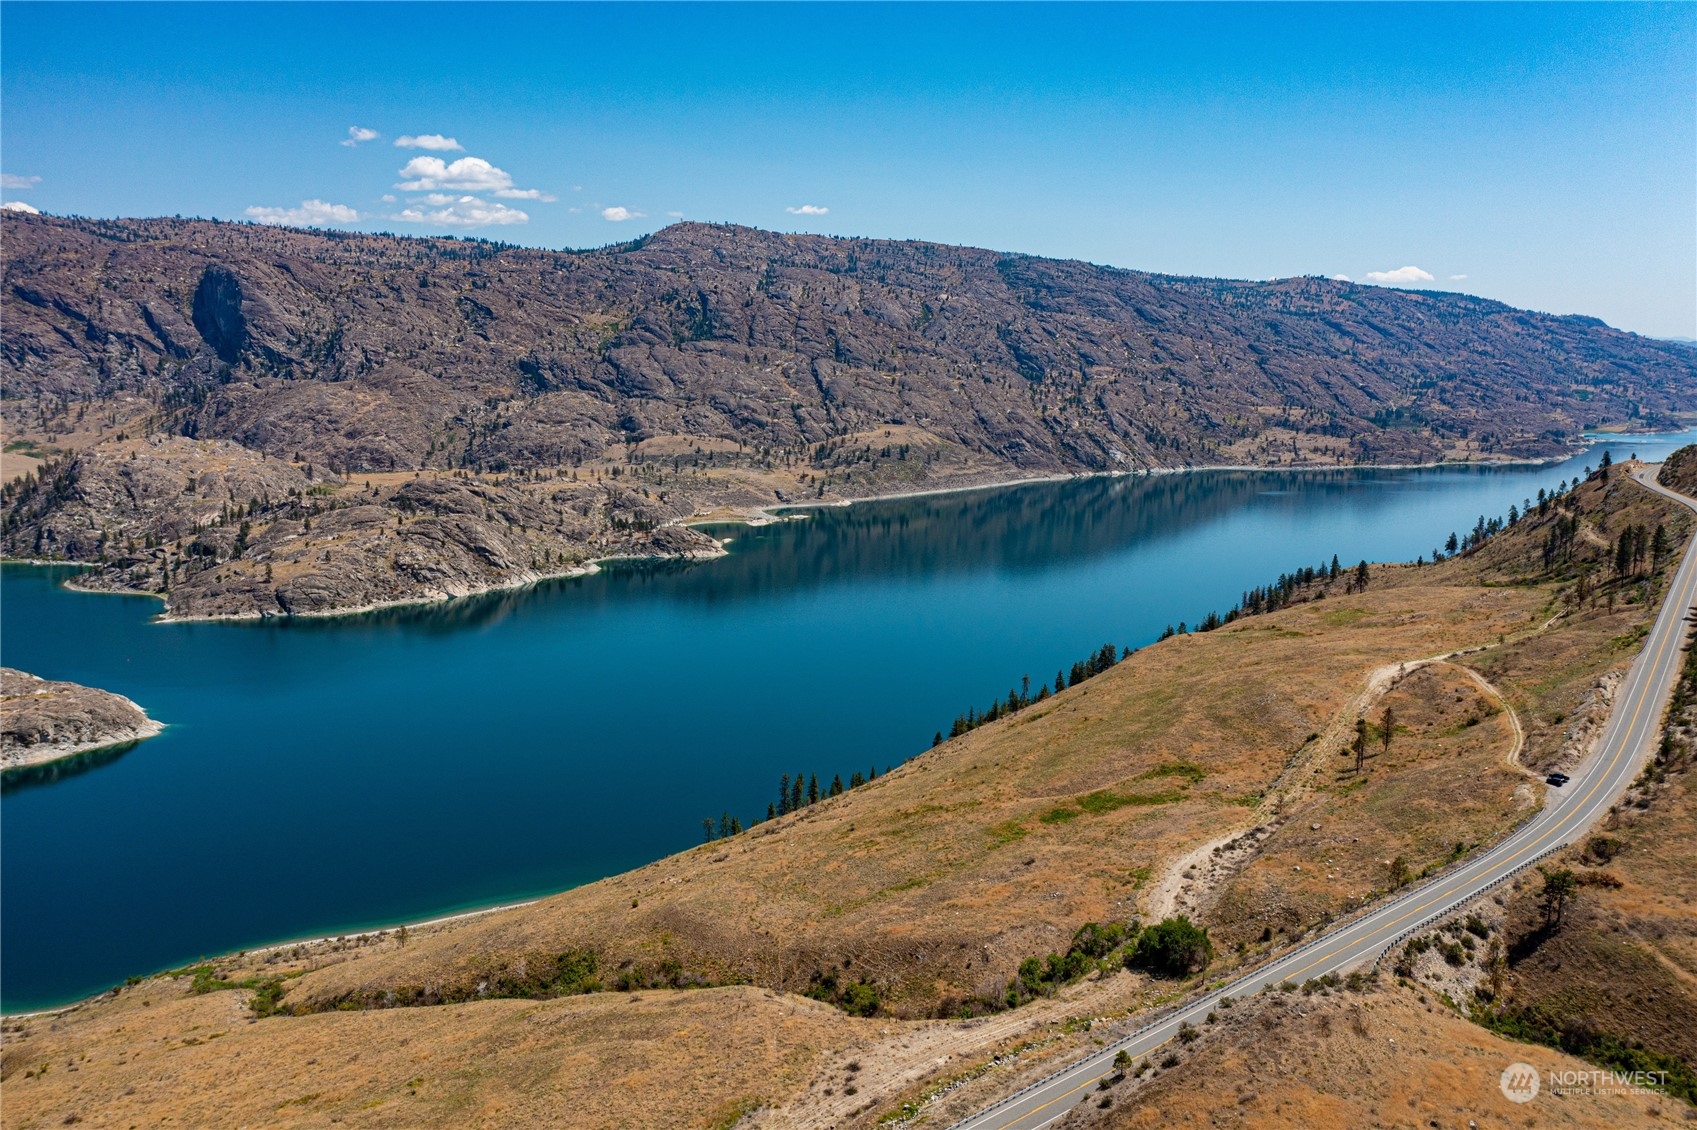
[1165,555,1369,640]
[943,643,1127,742]
[1613,522,1668,577]
[701,765,885,842]
[1233,554,1351,618]
[773,767,878,816]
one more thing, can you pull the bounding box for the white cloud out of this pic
[380,194,397,203]
[1449,274,1468,281]
[665,211,684,218]
[244,199,362,226]
[397,155,510,191]
[1363,265,1435,286]
[395,156,552,202]
[601,206,644,222]
[2,200,41,214]
[341,126,380,148]
[395,134,463,152]
[786,204,829,215]
[393,195,528,227]
[1330,274,1351,281]
[1,173,41,189]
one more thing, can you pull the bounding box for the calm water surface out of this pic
[3,431,1692,1010]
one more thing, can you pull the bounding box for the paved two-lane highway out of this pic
[950,466,1697,1130]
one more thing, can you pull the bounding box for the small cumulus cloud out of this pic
[393,195,528,227]
[244,199,362,227]
[601,206,644,222]
[1,173,41,189]
[1449,274,1468,281]
[1363,265,1435,285]
[341,126,380,148]
[397,155,513,192]
[395,134,464,152]
[665,211,684,218]
[2,200,42,214]
[396,156,551,200]
[786,204,828,215]
[1330,274,1351,282]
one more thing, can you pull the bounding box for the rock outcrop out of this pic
[1,436,724,620]
[0,668,163,770]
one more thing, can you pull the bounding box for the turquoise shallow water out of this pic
[2,430,1691,1011]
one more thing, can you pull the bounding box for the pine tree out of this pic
[807,774,820,805]
[830,774,844,797]
[791,775,804,813]
[778,773,791,816]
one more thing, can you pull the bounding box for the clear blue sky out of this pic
[3,2,1692,338]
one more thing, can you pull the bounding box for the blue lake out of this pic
[3,430,1692,1011]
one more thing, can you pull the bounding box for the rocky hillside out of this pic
[6,212,1691,473]
[0,668,163,769]
[1,436,722,619]
[4,212,1692,617]
[1660,444,1697,497]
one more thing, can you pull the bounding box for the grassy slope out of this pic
[1067,984,1671,1130]
[1476,535,1697,1077]
[2,464,1691,1129]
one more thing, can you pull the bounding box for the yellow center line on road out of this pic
[968,476,1697,1130]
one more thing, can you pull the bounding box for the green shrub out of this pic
[1127,917,1214,978]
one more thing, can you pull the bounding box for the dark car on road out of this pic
[1546,772,1570,786]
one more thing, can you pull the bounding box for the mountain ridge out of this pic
[3,212,1692,617]
[6,212,1691,474]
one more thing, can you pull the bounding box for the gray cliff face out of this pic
[0,668,163,769]
[191,266,248,365]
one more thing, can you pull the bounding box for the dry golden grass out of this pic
[4,466,1690,1130]
[1066,983,1673,1129]
[1208,661,1535,950]
[0,979,862,1130]
[1488,718,1697,1070]
[280,576,1547,1019]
